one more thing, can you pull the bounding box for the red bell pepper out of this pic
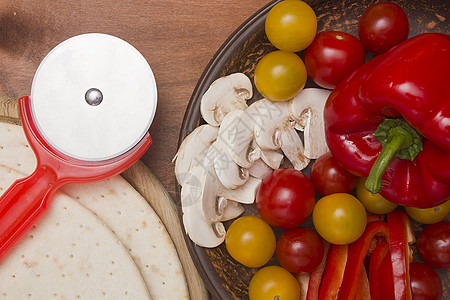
[387,210,415,300]
[324,33,450,208]
[369,239,393,300]
[318,244,348,300]
[379,252,396,300]
[355,265,370,300]
[337,221,389,300]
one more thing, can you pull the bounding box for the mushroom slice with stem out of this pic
[200,73,253,126]
[202,145,260,222]
[203,196,245,223]
[253,99,291,150]
[201,172,257,222]
[201,167,245,223]
[173,124,219,185]
[280,128,310,171]
[180,167,226,248]
[253,99,309,171]
[289,88,331,159]
[188,147,260,223]
[181,161,258,247]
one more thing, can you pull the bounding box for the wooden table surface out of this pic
[0,0,269,200]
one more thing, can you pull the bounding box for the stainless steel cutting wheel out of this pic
[30,33,157,161]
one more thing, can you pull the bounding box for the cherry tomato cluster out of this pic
[254,0,411,101]
[224,1,448,299]
[227,157,448,300]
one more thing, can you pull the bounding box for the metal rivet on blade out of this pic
[85,88,103,106]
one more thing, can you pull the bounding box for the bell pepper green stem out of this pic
[366,119,422,194]
[366,131,408,193]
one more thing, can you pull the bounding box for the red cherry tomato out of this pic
[304,30,366,89]
[276,227,324,273]
[409,262,443,300]
[310,152,359,196]
[417,221,450,269]
[256,168,315,229]
[358,2,409,54]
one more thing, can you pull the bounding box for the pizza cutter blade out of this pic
[0,33,157,261]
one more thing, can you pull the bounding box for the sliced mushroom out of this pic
[199,196,245,227]
[289,88,331,159]
[211,136,249,190]
[185,145,259,224]
[295,272,310,300]
[180,167,226,248]
[201,171,257,222]
[200,73,253,126]
[280,128,310,170]
[248,158,273,179]
[253,99,310,171]
[260,147,284,170]
[201,165,233,222]
[173,124,219,185]
[205,143,259,200]
[217,175,261,205]
[182,203,226,248]
[218,105,262,168]
[217,198,245,222]
[253,99,291,150]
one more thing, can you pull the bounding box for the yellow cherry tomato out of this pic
[249,266,301,300]
[254,50,307,102]
[225,216,276,268]
[265,0,317,52]
[356,177,397,214]
[405,200,450,224]
[313,193,367,244]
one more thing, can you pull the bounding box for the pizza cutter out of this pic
[0,33,157,261]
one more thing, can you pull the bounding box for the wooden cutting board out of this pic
[0,96,209,300]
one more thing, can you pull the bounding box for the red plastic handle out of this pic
[0,166,59,261]
[0,96,152,261]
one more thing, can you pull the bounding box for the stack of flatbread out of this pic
[0,120,201,299]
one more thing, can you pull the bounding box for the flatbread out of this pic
[63,178,189,299]
[0,166,152,300]
[0,122,189,299]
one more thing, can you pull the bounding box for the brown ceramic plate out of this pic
[176,0,449,299]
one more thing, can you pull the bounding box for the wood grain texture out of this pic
[0,96,20,124]
[0,0,270,202]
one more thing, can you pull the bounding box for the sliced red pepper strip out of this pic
[318,244,348,300]
[369,239,391,300]
[379,252,396,300]
[337,221,389,300]
[355,265,370,300]
[305,241,329,300]
[387,210,414,300]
